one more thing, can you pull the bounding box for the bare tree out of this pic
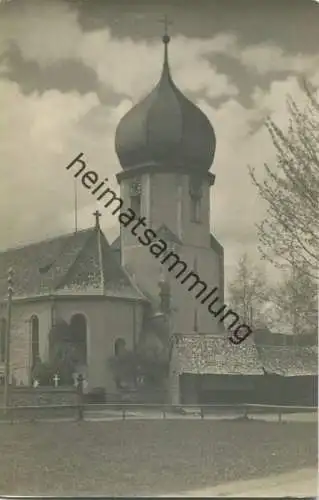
[227,253,269,328]
[271,262,318,338]
[249,82,319,278]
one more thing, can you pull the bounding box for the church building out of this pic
[1,31,315,406]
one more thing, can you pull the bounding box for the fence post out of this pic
[162,405,166,419]
[76,374,84,421]
[200,406,204,419]
[278,409,282,423]
[122,407,126,420]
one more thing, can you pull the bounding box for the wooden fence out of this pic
[0,402,317,423]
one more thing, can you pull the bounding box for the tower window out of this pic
[130,179,142,218]
[189,177,202,223]
[130,194,141,217]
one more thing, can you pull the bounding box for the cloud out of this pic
[0,78,107,248]
[237,43,319,77]
[0,1,82,66]
[0,0,240,254]
[0,0,318,289]
[0,2,238,102]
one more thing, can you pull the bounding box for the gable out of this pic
[110,235,121,251]
[210,234,223,256]
[57,229,103,293]
[110,225,181,259]
[99,232,145,298]
[0,227,147,301]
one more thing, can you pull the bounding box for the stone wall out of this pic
[0,386,78,407]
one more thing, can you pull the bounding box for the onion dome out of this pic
[115,33,216,172]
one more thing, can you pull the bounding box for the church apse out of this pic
[46,314,88,385]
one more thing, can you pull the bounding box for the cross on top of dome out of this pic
[114,18,216,174]
[159,14,172,44]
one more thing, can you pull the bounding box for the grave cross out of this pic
[33,379,39,388]
[53,373,60,388]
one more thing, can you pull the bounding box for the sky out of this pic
[0,0,318,287]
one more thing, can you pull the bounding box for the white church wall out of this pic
[120,237,224,335]
[118,166,224,336]
[120,171,212,250]
[167,245,224,334]
[149,173,180,233]
[10,300,52,385]
[55,297,144,392]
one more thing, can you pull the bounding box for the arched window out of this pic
[31,315,39,369]
[189,177,202,223]
[114,338,126,357]
[0,318,6,363]
[69,314,87,365]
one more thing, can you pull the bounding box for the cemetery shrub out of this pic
[32,361,55,386]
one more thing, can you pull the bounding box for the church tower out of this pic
[115,27,224,335]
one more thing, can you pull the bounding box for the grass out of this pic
[0,420,317,496]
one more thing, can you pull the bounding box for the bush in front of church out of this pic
[32,360,55,386]
[51,358,75,385]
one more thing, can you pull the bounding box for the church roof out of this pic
[115,34,216,173]
[256,345,318,376]
[210,233,223,255]
[110,235,121,251]
[171,334,264,376]
[0,226,146,301]
[155,224,182,245]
